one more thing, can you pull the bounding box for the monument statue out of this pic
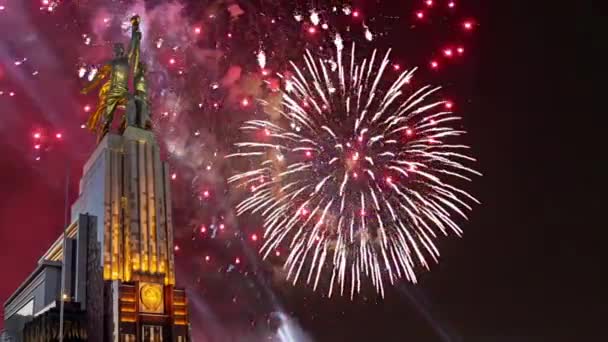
[81,15,149,143]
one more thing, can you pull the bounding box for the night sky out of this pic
[0,0,599,341]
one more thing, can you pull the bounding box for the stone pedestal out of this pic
[70,126,189,341]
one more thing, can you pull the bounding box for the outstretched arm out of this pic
[81,64,110,94]
[128,33,141,77]
[128,17,142,75]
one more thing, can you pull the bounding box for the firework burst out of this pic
[228,36,480,299]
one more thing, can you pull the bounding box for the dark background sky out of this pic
[0,0,600,341]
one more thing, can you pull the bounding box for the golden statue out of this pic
[81,15,142,142]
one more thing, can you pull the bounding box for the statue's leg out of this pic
[98,100,118,142]
[140,101,151,129]
[125,96,137,128]
[134,99,142,128]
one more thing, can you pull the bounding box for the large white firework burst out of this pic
[228,35,480,299]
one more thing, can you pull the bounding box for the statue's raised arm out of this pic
[129,15,142,76]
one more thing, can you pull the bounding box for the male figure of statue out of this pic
[81,16,141,142]
[125,61,152,130]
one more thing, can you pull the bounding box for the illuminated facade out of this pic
[3,127,190,341]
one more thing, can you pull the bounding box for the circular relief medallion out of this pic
[139,283,163,313]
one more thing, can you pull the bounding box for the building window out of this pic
[142,325,163,342]
[121,334,136,342]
